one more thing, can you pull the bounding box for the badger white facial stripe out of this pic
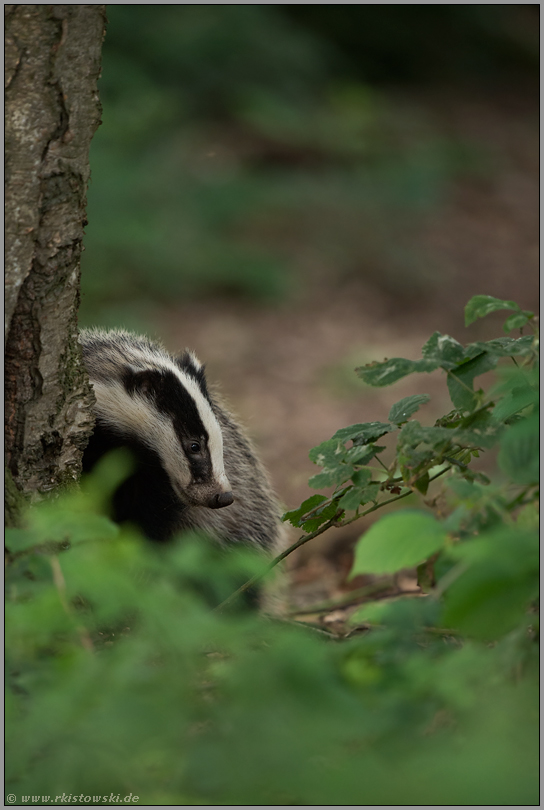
[173,373,229,488]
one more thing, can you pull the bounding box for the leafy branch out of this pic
[216,467,451,612]
[218,295,538,616]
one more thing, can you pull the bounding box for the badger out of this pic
[79,328,285,553]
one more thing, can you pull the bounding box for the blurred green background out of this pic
[80,4,539,329]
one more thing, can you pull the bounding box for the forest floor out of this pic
[158,89,539,629]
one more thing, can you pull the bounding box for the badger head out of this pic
[90,344,233,510]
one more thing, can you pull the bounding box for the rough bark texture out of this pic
[5,5,106,518]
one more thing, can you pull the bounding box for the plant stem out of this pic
[375,454,391,473]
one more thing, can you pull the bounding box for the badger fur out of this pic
[80,328,284,552]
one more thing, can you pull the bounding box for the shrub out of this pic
[5,296,538,805]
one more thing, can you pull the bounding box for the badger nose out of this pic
[211,491,234,509]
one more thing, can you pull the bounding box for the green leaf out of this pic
[497,413,539,485]
[398,421,454,453]
[442,529,538,640]
[452,410,504,449]
[446,376,477,412]
[469,336,535,358]
[388,394,431,424]
[464,295,522,326]
[356,357,438,387]
[445,573,539,641]
[358,482,382,504]
[347,468,372,488]
[352,469,381,486]
[413,471,430,495]
[516,501,539,530]
[503,312,532,333]
[422,332,467,369]
[5,554,54,593]
[348,445,387,466]
[338,487,369,511]
[282,494,327,527]
[308,468,352,489]
[301,501,340,532]
[344,444,381,464]
[309,439,344,467]
[80,447,135,510]
[396,421,454,481]
[446,352,497,411]
[331,422,395,444]
[350,510,448,576]
[493,386,538,422]
[491,367,538,422]
[338,476,379,511]
[29,509,119,546]
[5,528,40,554]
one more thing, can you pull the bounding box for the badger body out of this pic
[80,328,284,550]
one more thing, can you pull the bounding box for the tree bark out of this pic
[5,4,106,521]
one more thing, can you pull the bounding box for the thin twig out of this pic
[375,454,392,473]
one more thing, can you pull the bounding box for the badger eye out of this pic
[189,441,201,454]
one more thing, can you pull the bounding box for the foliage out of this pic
[285,296,537,536]
[5,296,539,805]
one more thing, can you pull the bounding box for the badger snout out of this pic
[184,481,234,509]
[209,491,234,509]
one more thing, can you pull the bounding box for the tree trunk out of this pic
[5,4,106,523]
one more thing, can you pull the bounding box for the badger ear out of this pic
[177,350,202,373]
[122,366,162,398]
[176,350,209,396]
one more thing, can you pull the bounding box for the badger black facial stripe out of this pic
[154,370,209,440]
